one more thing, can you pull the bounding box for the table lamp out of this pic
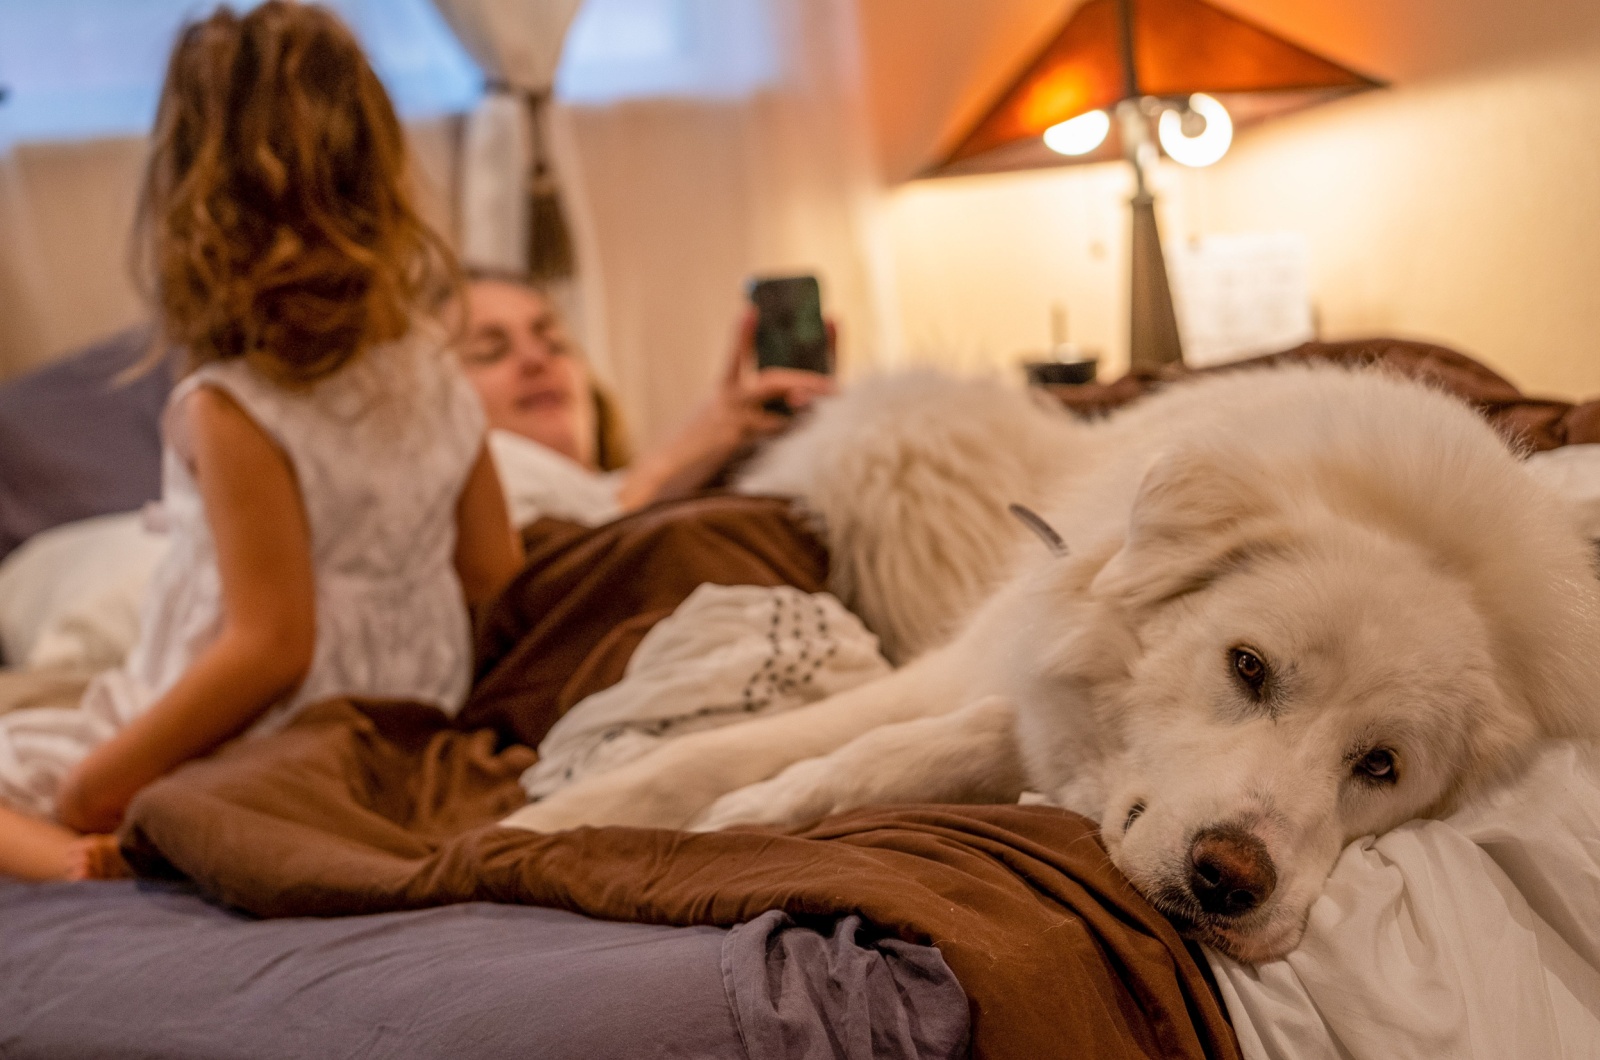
[926,0,1382,372]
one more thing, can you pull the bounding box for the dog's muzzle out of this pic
[1188,826,1277,917]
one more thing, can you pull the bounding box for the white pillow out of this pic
[0,511,169,673]
[488,429,623,529]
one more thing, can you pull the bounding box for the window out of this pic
[0,0,481,148]
[555,0,778,105]
[0,0,783,149]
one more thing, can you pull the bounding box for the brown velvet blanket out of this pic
[119,494,1240,1060]
[121,701,1238,1060]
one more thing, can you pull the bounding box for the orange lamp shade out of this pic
[930,0,1382,177]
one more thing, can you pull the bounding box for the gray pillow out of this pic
[0,326,175,564]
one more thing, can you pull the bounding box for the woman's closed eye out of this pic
[462,333,510,366]
[530,319,568,356]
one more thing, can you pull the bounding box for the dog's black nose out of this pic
[1188,827,1277,917]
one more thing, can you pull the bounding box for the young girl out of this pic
[0,1,522,880]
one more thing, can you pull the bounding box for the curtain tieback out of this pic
[485,82,575,283]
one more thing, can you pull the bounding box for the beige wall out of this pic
[881,163,1138,373]
[1192,43,1600,397]
[0,138,151,379]
[860,0,1600,398]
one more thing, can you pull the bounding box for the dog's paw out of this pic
[500,764,680,833]
[691,758,849,832]
[501,740,747,832]
[499,793,601,833]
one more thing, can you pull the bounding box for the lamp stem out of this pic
[1117,99,1184,374]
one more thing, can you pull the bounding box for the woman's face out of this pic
[460,280,597,468]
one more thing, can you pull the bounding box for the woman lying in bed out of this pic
[461,276,833,528]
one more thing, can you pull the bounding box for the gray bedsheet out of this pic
[0,880,968,1060]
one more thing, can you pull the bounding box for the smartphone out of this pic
[748,275,830,376]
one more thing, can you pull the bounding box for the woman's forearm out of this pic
[55,625,311,833]
[615,432,729,510]
[614,314,834,511]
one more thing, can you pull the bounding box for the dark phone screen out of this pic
[748,276,829,375]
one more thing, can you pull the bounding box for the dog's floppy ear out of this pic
[1439,687,1542,814]
[1091,445,1283,608]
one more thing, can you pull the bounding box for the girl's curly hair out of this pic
[134,1,459,383]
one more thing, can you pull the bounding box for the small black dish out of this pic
[1025,359,1098,387]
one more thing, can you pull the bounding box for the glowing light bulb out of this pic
[1158,93,1232,167]
[1043,109,1110,156]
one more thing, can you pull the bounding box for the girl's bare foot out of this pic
[0,805,80,881]
[66,835,132,881]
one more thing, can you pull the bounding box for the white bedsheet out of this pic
[1210,739,1600,1060]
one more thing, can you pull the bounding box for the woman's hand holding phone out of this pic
[614,311,835,509]
[748,274,832,414]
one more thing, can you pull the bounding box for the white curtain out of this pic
[430,0,578,89]
[555,0,895,446]
[428,0,584,276]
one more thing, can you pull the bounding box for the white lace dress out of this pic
[0,332,486,819]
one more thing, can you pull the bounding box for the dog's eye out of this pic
[1354,748,1398,783]
[1230,647,1267,694]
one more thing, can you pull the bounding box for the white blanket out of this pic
[1211,739,1600,1059]
[520,583,891,799]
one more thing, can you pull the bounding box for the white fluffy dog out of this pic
[505,365,1600,961]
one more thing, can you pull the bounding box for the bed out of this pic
[2,334,1599,1059]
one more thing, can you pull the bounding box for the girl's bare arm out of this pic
[454,441,523,608]
[55,387,316,834]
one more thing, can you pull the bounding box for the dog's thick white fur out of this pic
[504,365,1600,961]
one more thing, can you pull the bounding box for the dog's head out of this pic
[1009,384,1600,962]
[1094,519,1518,961]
